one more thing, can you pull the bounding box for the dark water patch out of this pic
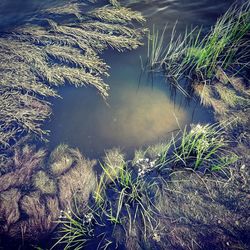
[0,0,69,31]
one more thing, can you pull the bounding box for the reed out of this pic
[51,210,94,250]
[146,2,250,97]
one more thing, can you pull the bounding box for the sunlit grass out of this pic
[157,123,238,172]
[52,210,94,250]
[146,2,250,95]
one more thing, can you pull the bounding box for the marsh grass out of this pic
[156,123,238,172]
[33,170,57,195]
[146,2,250,98]
[52,134,246,250]
[0,0,145,158]
[63,149,159,249]
[152,167,250,249]
[52,210,94,250]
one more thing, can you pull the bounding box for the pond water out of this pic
[0,1,242,248]
[45,0,237,158]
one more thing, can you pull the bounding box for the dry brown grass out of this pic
[0,146,46,192]
[49,144,75,176]
[33,170,57,195]
[0,144,97,243]
[193,82,215,107]
[148,168,250,249]
[58,148,97,211]
[9,192,60,240]
[0,189,21,233]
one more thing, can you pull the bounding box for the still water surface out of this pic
[45,0,236,158]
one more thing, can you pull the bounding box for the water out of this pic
[0,1,242,248]
[45,0,236,158]
[0,0,67,30]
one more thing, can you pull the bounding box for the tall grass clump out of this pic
[147,1,250,90]
[52,210,94,250]
[54,148,159,249]
[52,131,244,250]
[157,123,238,172]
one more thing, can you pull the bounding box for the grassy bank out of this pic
[145,0,250,154]
[0,122,249,249]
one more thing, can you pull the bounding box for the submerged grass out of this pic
[54,148,159,249]
[0,0,145,158]
[52,131,247,250]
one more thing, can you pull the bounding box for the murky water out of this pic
[45,0,236,158]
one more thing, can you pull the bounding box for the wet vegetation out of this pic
[0,0,250,249]
[0,0,145,158]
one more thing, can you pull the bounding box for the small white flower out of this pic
[191,124,207,134]
[240,164,246,171]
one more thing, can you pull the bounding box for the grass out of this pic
[156,123,238,172]
[187,1,250,78]
[53,134,242,249]
[146,1,250,96]
[61,148,159,249]
[49,144,74,176]
[51,210,94,250]
[8,128,242,250]
[0,0,145,161]
[33,170,56,195]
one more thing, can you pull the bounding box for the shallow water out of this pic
[45,0,236,158]
[0,0,67,30]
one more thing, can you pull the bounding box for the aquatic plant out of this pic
[33,170,57,195]
[0,0,145,158]
[58,148,97,211]
[61,151,158,249]
[0,144,98,243]
[0,189,21,233]
[50,133,250,250]
[103,148,126,183]
[146,2,250,97]
[49,144,75,176]
[157,123,238,172]
[52,210,94,250]
[8,192,60,241]
[0,145,46,192]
